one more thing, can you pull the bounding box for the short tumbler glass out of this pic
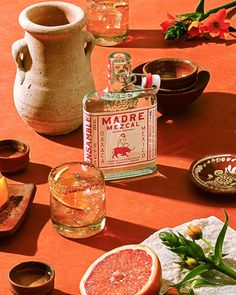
[48,161,106,238]
[86,0,129,46]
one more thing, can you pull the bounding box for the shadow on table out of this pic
[117,29,236,49]
[158,92,236,157]
[0,203,50,255]
[108,91,236,206]
[70,216,157,251]
[107,165,236,208]
[52,290,72,295]
[43,125,83,149]
[3,162,52,185]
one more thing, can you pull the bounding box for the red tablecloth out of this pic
[0,0,235,294]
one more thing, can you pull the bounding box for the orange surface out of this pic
[0,0,236,294]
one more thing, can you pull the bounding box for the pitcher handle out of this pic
[12,38,29,72]
[82,31,95,61]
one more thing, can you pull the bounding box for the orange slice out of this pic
[54,166,76,186]
[53,167,86,209]
[53,191,87,210]
[0,177,9,209]
[80,244,162,295]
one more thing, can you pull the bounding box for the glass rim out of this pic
[48,161,105,190]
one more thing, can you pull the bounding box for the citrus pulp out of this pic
[80,244,162,295]
[0,176,9,209]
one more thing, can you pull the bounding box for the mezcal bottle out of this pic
[83,52,160,180]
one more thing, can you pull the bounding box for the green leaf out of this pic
[170,246,189,256]
[214,210,229,265]
[184,240,206,260]
[190,278,219,288]
[195,0,205,13]
[178,232,188,246]
[188,289,195,295]
[177,233,206,260]
[229,26,236,32]
[176,12,200,19]
[177,264,213,286]
[159,231,182,247]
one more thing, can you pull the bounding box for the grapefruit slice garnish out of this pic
[80,244,162,295]
[0,176,9,209]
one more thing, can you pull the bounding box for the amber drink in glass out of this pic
[48,161,105,238]
[86,0,129,46]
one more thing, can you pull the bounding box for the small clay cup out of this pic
[8,261,55,295]
[143,57,198,91]
[0,139,30,173]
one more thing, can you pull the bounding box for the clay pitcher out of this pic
[12,2,95,135]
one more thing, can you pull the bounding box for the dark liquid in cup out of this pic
[12,267,50,287]
[0,145,24,158]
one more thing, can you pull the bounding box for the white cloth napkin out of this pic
[142,216,236,295]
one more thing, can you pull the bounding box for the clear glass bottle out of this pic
[86,0,129,46]
[83,52,160,180]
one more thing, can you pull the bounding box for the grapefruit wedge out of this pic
[80,244,162,295]
[0,176,9,209]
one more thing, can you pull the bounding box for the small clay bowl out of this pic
[156,67,210,114]
[8,261,55,295]
[158,78,198,94]
[190,154,236,194]
[133,63,210,114]
[143,57,198,91]
[0,139,30,173]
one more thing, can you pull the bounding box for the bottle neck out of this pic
[107,52,132,92]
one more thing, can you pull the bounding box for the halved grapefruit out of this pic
[80,244,162,295]
[0,176,9,209]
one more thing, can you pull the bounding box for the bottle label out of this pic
[83,105,157,169]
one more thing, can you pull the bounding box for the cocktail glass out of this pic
[48,161,105,238]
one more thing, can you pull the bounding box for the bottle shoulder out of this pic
[83,88,157,114]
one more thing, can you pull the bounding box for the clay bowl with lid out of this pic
[8,261,55,295]
[143,57,198,92]
[0,139,30,173]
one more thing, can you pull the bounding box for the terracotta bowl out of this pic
[143,57,198,91]
[133,63,210,114]
[0,139,30,173]
[190,154,236,194]
[8,261,55,295]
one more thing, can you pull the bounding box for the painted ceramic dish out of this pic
[8,261,55,295]
[190,154,236,194]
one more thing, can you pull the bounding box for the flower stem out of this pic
[200,1,236,20]
[201,237,215,253]
[215,263,236,280]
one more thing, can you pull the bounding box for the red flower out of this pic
[164,287,180,295]
[202,9,230,38]
[160,13,176,33]
[187,21,204,38]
